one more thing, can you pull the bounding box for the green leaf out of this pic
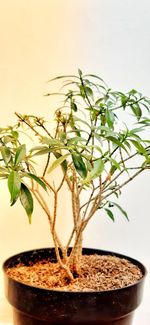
[0,146,12,164]
[0,166,8,179]
[142,157,150,167]
[0,167,7,172]
[139,118,150,125]
[8,171,21,205]
[74,117,91,128]
[86,160,92,172]
[72,154,87,178]
[128,89,137,96]
[110,202,129,220]
[130,139,148,156]
[67,129,89,136]
[71,102,78,112]
[30,146,48,152]
[58,131,66,141]
[85,74,105,84]
[48,154,69,173]
[78,69,83,77]
[85,86,93,98]
[68,136,86,144]
[129,127,145,134]
[41,138,62,146]
[123,140,131,150]
[26,173,47,191]
[53,152,67,172]
[79,85,86,98]
[11,131,19,139]
[82,158,104,183]
[109,158,121,171]
[105,109,115,129]
[3,136,13,144]
[31,147,67,157]
[19,183,33,224]
[48,74,78,83]
[140,102,150,112]
[15,144,26,165]
[32,148,52,156]
[94,133,103,145]
[95,97,105,105]
[87,144,103,154]
[106,136,128,153]
[131,104,142,120]
[105,208,115,222]
[121,95,128,108]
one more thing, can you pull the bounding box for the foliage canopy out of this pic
[0,70,150,278]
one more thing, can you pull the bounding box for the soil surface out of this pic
[6,254,143,292]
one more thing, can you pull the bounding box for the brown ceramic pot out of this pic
[3,248,147,325]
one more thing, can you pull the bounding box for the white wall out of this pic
[0,1,150,324]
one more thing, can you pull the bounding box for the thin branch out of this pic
[42,176,55,193]
[34,191,73,279]
[15,112,42,138]
[79,75,93,110]
[119,147,126,170]
[56,172,66,192]
[43,152,51,177]
[67,224,84,265]
[54,119,60,138]
[74,169,81,222]
[71,169,78,231]
[32,189,64,252]
[66,227,75,249]
[96,147,150,193]
[72,193,77,229]
[70,177,103,262]
[64,173,72,191]
[81,184,95,219]
[103,169,125,191]
[103,167,147,201]
[82,176,103,228]
[127,166,150,170]
[54,243,74,281]
[35,118,53,138]
[67,168,82,255]
[52,192,58,231]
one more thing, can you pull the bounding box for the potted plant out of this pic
[1,70,150,325]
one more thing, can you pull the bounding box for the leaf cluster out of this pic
[0,70,150,223]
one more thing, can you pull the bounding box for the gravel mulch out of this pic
[6,254,143,292]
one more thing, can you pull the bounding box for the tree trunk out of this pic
[68,232,83,275]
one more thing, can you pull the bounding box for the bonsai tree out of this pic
[0,70,150,281]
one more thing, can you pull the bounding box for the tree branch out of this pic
[103,167,148,201]
[15,112,42,138]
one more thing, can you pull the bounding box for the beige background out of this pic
[0,1,150,324]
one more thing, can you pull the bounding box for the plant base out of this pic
[3,248,146,325]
